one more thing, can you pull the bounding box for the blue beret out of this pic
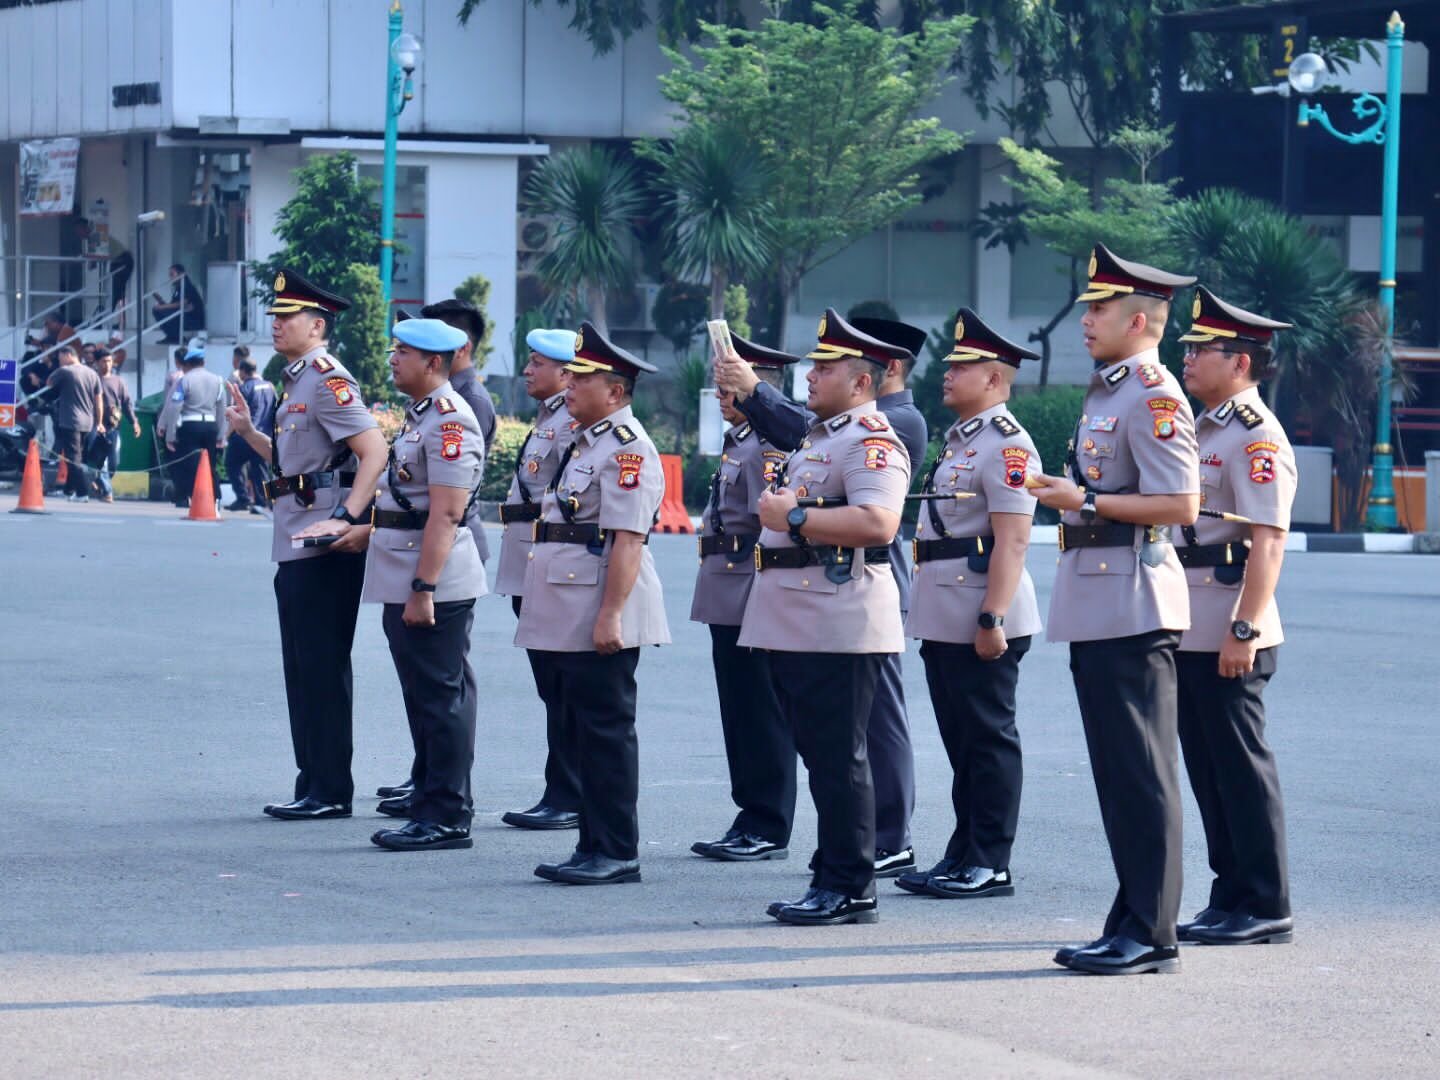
[393,317,468,353]
[525,328,576,362]
[184,344,206,362]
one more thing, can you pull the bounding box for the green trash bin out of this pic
[122,392,165,472]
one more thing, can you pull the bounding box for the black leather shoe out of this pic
[375,780,414,799]
[502,803,580,830]
[705,833,788,862]
[371,820,472,851]
[690,828,741,857]
[874,847,916,878]
[924,866,1015,899]
[375,795,414,818]
[1188,912,1293,946]
[534,849,592,881]
[895,858,961,895]
[552,855,641,885]
[225,497,250,512]
[774,888,878,926]
[1066,934,1180,975]
[1053,937,1111,969]
[264,797,351,820]
[1177,906,1230,941]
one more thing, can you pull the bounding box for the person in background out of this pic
[91,347,139,503]
[158,342,227,509]
[152,263,206,344]
[46,344,104,503]
[225,346,277,513]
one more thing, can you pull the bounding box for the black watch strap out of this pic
[411,578,437,593]
[331,504,363,525]
[1080,489,1098,522]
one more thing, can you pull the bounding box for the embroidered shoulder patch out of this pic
[440,424,464,460]
[858,414,889,432]
[761,449,787,486]
[615,452,644,489]
[1235,404,1264,429]
[435,396,456,415]
[313,356,335,374]
[828,414,853,433]
[1002,447,1030,488]
[613,424,637,445]
[324,377,355,406]
[1149,398,1180,440]
[1245,441,1279,454]
[861,438,890,470]
[1138,362,1165,387]
[1249,452,1276,484]
[1105,365,1130,387]
[991,415,1020,437]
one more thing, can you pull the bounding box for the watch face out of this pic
[787,507,806,528]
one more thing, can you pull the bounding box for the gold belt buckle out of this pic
[753,544,764,572]
[531,519,540,543]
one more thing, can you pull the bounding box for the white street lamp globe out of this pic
[392,32,421,74]
[1287,52,1327,96]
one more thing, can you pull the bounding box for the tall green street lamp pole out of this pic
[381,0,421,321]
[1289,12,1404,530]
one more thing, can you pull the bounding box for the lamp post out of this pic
[380,1,421,321]
[1289,11,1404,531]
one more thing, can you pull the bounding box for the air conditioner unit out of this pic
[609,282,662,333]
[517,215,557,255]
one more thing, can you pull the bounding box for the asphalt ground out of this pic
[1,494,1437,1078]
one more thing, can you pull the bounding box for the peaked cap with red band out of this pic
[806,307,912,367]
[1179,286,1292,346]
[946,307,1040,368]
[265,267,352,316]
[564,321,658,379]
[1076,242,1195,304]
[729,331,803,369]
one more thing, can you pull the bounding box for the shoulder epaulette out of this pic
[1235,404,1264,429]
[613,424,637,445]
[857,413,889,432]
[435,396,455,415]
[313,356,335,374]
[991,415,1020,437]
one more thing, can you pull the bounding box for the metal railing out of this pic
[2,254,122,355]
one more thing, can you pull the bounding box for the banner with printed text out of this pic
[19,138,80,217]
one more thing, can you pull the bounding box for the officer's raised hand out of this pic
[1028,473,1084,512]
[714,344,759,401]
[224,381,254,438]
[757,487,799,530]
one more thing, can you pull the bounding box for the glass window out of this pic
[360,163,427,312]
[891,155,977,311]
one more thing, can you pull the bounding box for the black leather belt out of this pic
[912,535,992,565]
[372,508,428,530]
[1057,522,1170,552]
[533,521,606,545]
[499,502,541,525]
[699,532,759,558]
[1176,541,1249,569]
[753,544,891,572]
[265,470,356,501]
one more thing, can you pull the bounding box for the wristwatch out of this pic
[978,611,1005,630]
[1230,619,1257,642]
[1079,488,1098,522]
[411,578,437,593]
[786,505,808,544]
[330,504,364,526]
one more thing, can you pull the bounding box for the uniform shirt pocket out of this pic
[790,466,830,497]
[934,564,986,588]
[942,464,978,492]
[278,411,311,435]
[776,569,839,595]
[374,526,424,552]
[546,546,602,586]
[1074,549,1136,576]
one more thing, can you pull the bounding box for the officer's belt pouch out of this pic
[967,550,992,574]
[1213,562,1244,585]
[1138,525,1172,568]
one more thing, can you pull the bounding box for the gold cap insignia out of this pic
[275,271,286,292]
[1192,294,1202,319]
[574,329,584,354]
[817,313,828,339]
[1087,252,1098,279]
[954,315,965,342]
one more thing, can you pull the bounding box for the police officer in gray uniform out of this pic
[159,341,228,510]
[739,309,912,926]
[900,309,1043,900]
[517,323,670,885]
[1174,288,1297,946]
[690,332,800,863]
[225,269,389,820]
[311,318,487,851]
[1032,244,1200,974]
[495,328,582,830]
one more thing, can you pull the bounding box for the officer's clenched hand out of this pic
[1029,473,1084,512]
[223,382,254,437]
[403,590,435,628]
[1218,633,1258,679]
[975,625,1008,661]
[757,488,799,531]
[593,610,624,655]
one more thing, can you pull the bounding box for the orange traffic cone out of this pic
[54,451,68,489]
[10,441,47,514]
[187,449,221,521]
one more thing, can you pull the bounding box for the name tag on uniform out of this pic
[803,452,830,464]
[1088,416,1117,432]
[574,463,595,475]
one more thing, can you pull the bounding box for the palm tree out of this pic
[524,147,646,334]
[646,125,774,319]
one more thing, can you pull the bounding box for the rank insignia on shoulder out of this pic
[615,452,644,489]
[324,377,354,406]
[991,415,1020,437]
[1105,365,1130,387]
[858,414,889,432]
[590,419,613,437]
[313,356,335,374]
[1214,400,1236,423]
[286,359,307,378]
[613,424,637,445]
[960,417,984,439]
[733,423,752,442]
[413,397,433,415]
[1236,404,1264,429]
[828,414,853,432]
[435,396,456,415]
[1138,362,1165,387]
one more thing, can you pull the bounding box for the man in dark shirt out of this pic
[225,349,277,512]
[152,263,206,343]
[46,345,105,501]
[91,347,139,502]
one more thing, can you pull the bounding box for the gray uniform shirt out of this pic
[158,367,229,440]
[905,403,1044,643]
[362,383,488,604]
[1046,348,1200,643]
[270,347,379,564]
[738,401,911,655]
[1177,387,1296,653]
[690,421,788,627]
[45,363,103,432]
[448,364,497,564]
[513,404,670,653]
[494,393,578,596]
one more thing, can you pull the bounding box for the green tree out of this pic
[657,4,969,345]
[332,263,391,403]
[641,125,773,318]
[723,283,751,339]
[453,273,496,369]
[523,146,646,334]
[251,152,379,292]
